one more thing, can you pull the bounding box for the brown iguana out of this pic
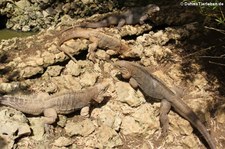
[78,4,160,28]
[114,61,216,149]
[0,82,109,124]
[57,28,132,62]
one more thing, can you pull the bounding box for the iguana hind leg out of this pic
[57,45,77,63]
[43,108,58,124]
[159,99,171,137]
[42,108,58,134]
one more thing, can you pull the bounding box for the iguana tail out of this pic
[80,20,109,28]
[171,98,216,149]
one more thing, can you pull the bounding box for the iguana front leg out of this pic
[88,36,99,62]
[117,19,126,28]
[159,99,171,137]
[129,77,139,89]
[139,14,149,24]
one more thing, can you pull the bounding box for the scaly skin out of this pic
[0,82,109,124]
[57,28,131,62]
[114,61,216,149]
[78,4,160,28]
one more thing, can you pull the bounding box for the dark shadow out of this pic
[6,70,20,81]
[0,52,8,63]
[90,96,111,110]
[74,49,89,61]
[115,55,141,61]
[0,66,12,76]
[0,15,7,29]
[179,27,225,117]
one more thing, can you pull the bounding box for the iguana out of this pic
[78,4,160,28]
[114,61,216,149]
[0,82,109,124]
[57,28,132,62]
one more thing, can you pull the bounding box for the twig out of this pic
[204,26,225,35]
[183,46,215,58]
[198,54,225,59]
[209,61,225,67]
[183,42,225,58]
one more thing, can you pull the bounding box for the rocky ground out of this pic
[0,1,225,149]
[0,0,119,31]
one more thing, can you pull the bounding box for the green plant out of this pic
[183,0,225,26]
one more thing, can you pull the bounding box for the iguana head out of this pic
[114,61,132,79]
[145,4,160,15]
[139,4,160,24]
[94,82,110,103]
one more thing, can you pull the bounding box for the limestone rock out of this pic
[170,113,193,136]
[65,119,95,137]
[118,24,152,37]
[115,82,146,107]
[0,108,31,148]
[80,106,90,117]
[20,66,44,78]
[64,61,81,76]
[121,104,158,135]
[216,104,225,124]
[42,51,55,65]
[81,0,94,4]
[95,50,110,60]
[15,0,30,9]
[93,107,122,131]
[181,135,198,148]
[95,125,123,148]
[79,71,99,86]
[121,116,142,135]
[51,75,82,91]
[0,82,21,93]
[43,65,63,77]
[57,115,67,127]
[28,117,45,141]
[52,137,73,147]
